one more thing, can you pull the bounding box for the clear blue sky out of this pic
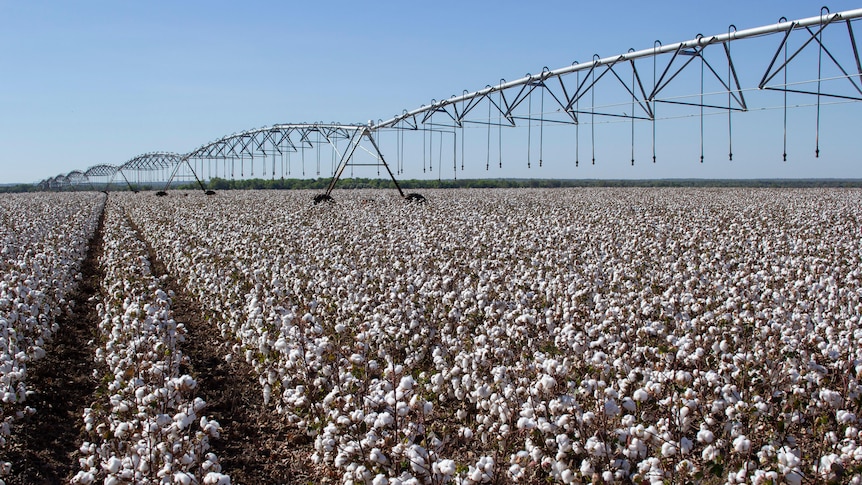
[1,0,860,184]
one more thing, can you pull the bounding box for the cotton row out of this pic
[0,192,103,478]
[72,197,226,485]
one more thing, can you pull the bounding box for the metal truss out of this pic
[67,170,88,187]
[120,151,184,171]
[115,152,187,191]
[39,7,862,197]
[47,174,69,190]
[166,123,407,197]
[84,164,118,178]
[376,8,861,132]
[82,164,121,192]
[326,6,861,191]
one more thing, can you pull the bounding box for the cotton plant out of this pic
[119,188,862,483]
[0,192,104,478]
[72,199,225,485]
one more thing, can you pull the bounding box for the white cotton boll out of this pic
[396,402,409,417]
[697,428,714,444]
[203,419,221,438]
[31,346,46,360]
[819,389,843,408]
[174,412,190,430]
[622,397,636,412]
[818,454,840,478]
[374,412,394,428]
[263,384,271,405]
[509,464,524,479]
[180,453,195,466]
[114,422,130,439]
[580,459,594,476]
[103,456,123,474]
[560,468,574,483]
[676,460,693,475]
[539,374,556,392]
[104,477,119,485]
[156,414,172,428]
[173,472,192,485]
[680,437,693,455]
[203,472,231,485]
[71,471,95,484]
[633,389,649,402]
[334,453,349,468]
[661,442,677,457]
[733,435,751,453]
[437,459,456,476]
[604,399,620,416]
[516,417,536,430]
[369,448,389,465]
[399,376,415,391]
[178,374,197,390]
[461,427,474,440]
[837,410,856,423]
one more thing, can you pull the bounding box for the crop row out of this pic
[72,197,226,485]
[0,192,104,477]
[117,188,861,484]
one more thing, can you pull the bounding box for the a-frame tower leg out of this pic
[319,127,415,203]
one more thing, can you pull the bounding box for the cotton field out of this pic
[1,188,861,484]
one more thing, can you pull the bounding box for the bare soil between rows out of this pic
[136,214,325,484]
[3,201,106,484]
[3,201,328,484]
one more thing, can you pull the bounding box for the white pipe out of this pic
[373,8,862,130]
[184,123,367,159]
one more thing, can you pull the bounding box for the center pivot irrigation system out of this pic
[40,7,862,201]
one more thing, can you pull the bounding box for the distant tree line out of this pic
[0,184,40,193]
[4,177,862,194]
[167,177,862,190]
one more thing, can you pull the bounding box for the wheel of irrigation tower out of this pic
[313,194,335,204]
